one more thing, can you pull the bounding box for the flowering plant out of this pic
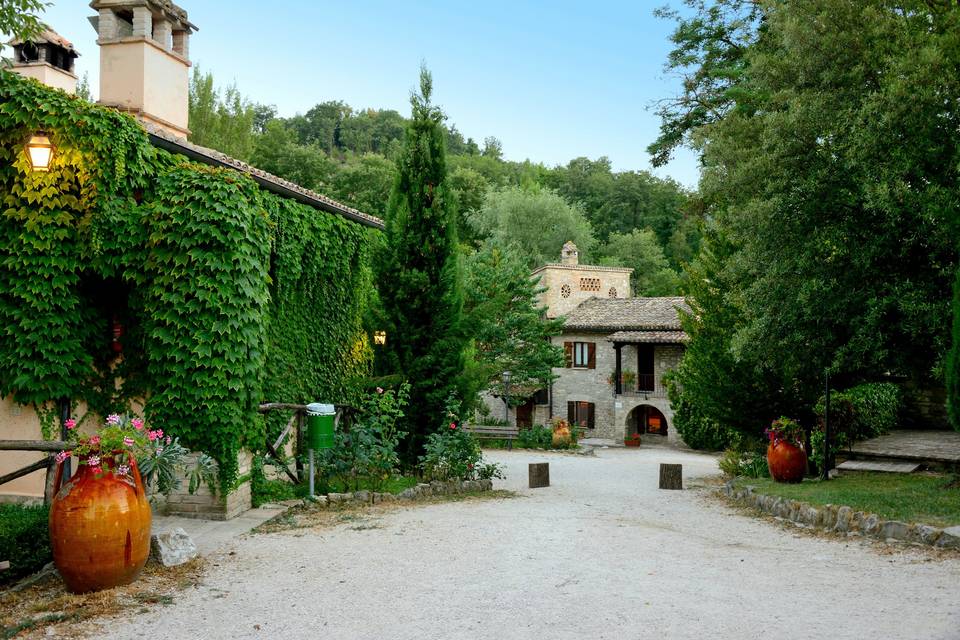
[58,414,170,477]
[765,417,805,447]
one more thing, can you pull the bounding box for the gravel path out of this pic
[100,448,960,640]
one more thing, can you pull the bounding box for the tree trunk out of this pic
[528,462,550,488]
[658,463,682,490]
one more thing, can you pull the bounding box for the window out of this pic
[560,284,571,298]
[567,401,595,429]
[608,287,618,298]
[579,277,601,292]
[564,341,595,369]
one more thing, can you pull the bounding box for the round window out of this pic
[561,284,571,298]
[608,287,618,298]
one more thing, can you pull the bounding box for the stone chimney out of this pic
[9,28,79,94]
[89,0,197,138]
[561,241,579,266]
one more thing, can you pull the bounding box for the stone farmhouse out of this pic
[493,242,689,445]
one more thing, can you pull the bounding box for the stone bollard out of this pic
[529,462,550,488]
[658,463,682,490]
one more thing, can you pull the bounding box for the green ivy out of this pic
[0,72,376,489]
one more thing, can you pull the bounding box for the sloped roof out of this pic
[606,330,687,344]
[564,297,688,332]
[10,28,79,54]
[145,124,384,230]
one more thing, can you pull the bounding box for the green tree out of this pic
[446,166,488,247]
[329,153,396,219]
[598,229,679,296]
[0,0,46,61]
[188,67,257,160]
[469,185,597,268]
[250,120,336,191]
[463,243,565,395]
[949,266,960,431]
[377,67,467,464]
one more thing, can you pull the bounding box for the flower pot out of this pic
[49,457,152,593]
[766,440,807,483]
[624,436,641,448]
[552,425,571,448]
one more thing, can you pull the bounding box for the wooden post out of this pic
[659,463,682,490]
[529,462,550,488]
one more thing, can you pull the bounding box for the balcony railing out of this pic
[616,374,669,399]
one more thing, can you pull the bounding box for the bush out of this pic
[516,425,553,449]
[671,395,737,451]
[0,504,51,585]
[811,382,901,470]
[419,395,503,481]
[718,444,769,479]
[251,455,298,507]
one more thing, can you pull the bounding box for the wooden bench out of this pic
[466,425,520,449]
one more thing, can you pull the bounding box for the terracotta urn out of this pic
[766,440,807,483]
[552,425,571,448]
[49,456,152,593]
[624,435,641,448]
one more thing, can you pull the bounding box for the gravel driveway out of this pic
[100,447,960,640]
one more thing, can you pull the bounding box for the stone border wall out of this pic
[313,479,494,507]
[721,481,960,550]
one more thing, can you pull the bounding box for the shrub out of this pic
[811,382,901,470]
[718,443,769,479]
[419,395,503,481]
[516,425,552,449]
[0,504,51,585]
[250,455,298,507]
[671,395,737,451]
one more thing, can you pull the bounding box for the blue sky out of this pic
[39,1,699,188]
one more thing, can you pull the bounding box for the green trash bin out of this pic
[305,403,335,450]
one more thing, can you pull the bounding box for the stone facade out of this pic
[549,333,681,444]
[531,244,631,320]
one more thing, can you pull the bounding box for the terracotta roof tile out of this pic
[606,330,688,344]
[563,297,688,331]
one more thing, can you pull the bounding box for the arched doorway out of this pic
[627,404,668,437]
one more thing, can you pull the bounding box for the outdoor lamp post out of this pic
[26,132,55,172]
[502,370,512,424]
[373,330,386,346]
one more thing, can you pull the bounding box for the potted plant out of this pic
[551,418,572,448]
[49,414,182,593]
[624,431,641,447]
[765,417,807,483]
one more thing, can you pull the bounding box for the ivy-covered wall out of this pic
[0,72,376,487]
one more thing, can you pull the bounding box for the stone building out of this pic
[492,242,688,445]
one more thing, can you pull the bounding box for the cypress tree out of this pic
[378,67,467,463]
[948,266,960,431]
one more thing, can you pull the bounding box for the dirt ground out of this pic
[82,448,960,639]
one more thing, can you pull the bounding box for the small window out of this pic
[580,277,601,292]
[567,401,595,429]
[564,341,596,369]
[560,284,571,298]
[608,287,617,298]
[574,342,589,367]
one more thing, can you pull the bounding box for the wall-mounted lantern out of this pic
[374,331,387,346]
[26,132,55,172]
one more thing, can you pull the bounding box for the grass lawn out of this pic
[734,472,960,527]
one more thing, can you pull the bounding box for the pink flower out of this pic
[89,435,101,446]
[155,429,163,438]
[449,422,457,430]
[91,466,103,475]
[87,455,101,467]
[166,436,172,445]
[64,418,77,430]
[131,418,144,430]
[147,430,158,441]
[55,451,70,464]
[115,464,130,477]
[106,414,121,425]
[376,387,384,394]
[123,436,135,447]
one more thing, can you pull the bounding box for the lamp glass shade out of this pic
[373,331,387,345]
[502,370,512,384]
[27,134,54,172]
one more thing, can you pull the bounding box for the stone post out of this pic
[132,6,152,38]
[152,18,172,49]
[172,30,189,59]
[529,462,550,488]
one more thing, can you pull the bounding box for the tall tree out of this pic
[463,243,565,395]
[188,67,257,160]
[949,266,960,431]
[469,185,597,268]
[0,0,46,61]
[598,229,679,296]
[378,67,467,463]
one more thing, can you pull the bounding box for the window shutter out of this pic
[564,342,573,368]
[567,401,575,423]
[587,342,596,369]
[587,403,595,429]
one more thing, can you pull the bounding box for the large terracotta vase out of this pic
[49,456,152,593]
[766,440,807,483]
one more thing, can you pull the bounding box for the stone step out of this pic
[836,459,921,474]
